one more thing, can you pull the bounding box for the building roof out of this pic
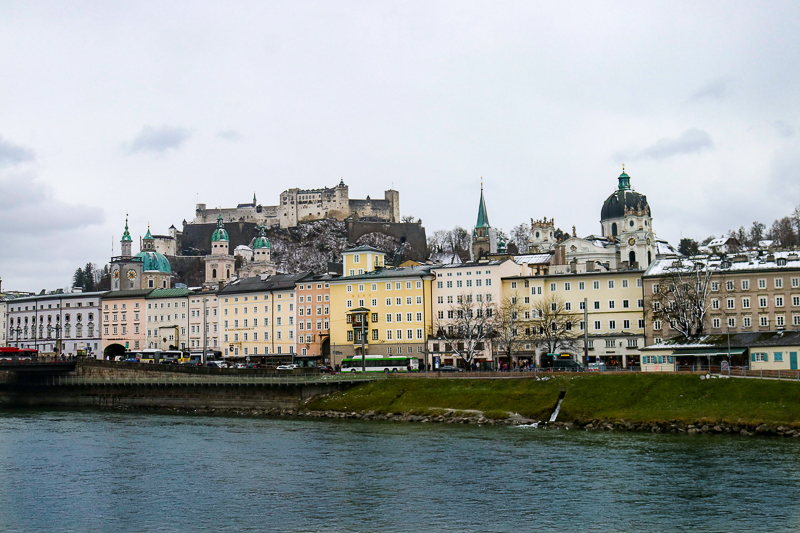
[600,171,651,221]
[218,273,311,295]
[134,250,172,273]
[643,331,800,351]
[343,244,385,254]
[513,254,553,265]
[428,252,462,265]
[102,289,154,299]
[644,250,800,277]
[9,291,105,303]
[432,260,505,270]
[333,265,435,282]
[145,288,192,299]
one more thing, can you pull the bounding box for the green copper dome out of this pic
[134,250,172,273]
[212,212,229,242]
[253,225,271,249]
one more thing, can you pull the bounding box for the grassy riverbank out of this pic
[306,374,800,426]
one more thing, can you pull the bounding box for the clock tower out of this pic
[204,212,236,289]
[111,218,144,291]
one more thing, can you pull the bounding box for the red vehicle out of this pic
[0,347,39,362]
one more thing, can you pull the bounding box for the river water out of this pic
[1,409,798,533]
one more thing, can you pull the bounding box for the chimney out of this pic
[586,260,595,272]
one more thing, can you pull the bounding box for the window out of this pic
[776,315,785,327]
[793,278,800,288]
[742,280,750,290]
[609,320,616,330]
[579,281,585,290]
[565,302,571,311]
[550,283,556,292]
[727,281,735,291]
[608,301,615,309]
[594,321,601,330]
[638,319,645,329]
[776,296,785,307]
[623,320,630,329]
[605,339,615,348]
[728,317,736,328]
[623,299,629,309]
[593,301,600,310]
[760,316,769,327]
[593,281,599,290]
[608,280,614,289]
[727,298,735,309]
[743,316,751,327]
[564,282,571,291]
[759,297,768,308]
[753,352,767,362]
[652,284,659,294]
[653,320,663,330]
[712,318,720,328]
[774,351,784,362]
[775,278,783,289]
[386,314,392,323]
[742,297,751,309]
[758,279,767,289]
[794,315,800,326]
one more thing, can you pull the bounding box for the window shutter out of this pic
[657,355,663,364]
[751,352,756,362]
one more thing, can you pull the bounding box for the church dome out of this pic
[253,225,271,249]
[134,250,172,273]
[211,212,229,242]
[600,171,651,221]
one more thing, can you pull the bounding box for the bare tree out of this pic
[531,294,581,355]
[495,294,536,368]
[647,257,733,339]
[435,293,498,370]
[511,224,530,254]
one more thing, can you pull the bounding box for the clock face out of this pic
[113,270,120,280]
[628,237,636,246]
[127,269,137,281]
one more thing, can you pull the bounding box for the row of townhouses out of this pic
[4,170,800,372]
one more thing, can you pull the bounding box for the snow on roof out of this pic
[644,250,800,277]
[513,254,552,265]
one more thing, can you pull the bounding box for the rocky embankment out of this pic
[108,404,800,438]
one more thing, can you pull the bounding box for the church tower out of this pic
[121,216,132,258]
[204,212,236,288]
[600,167,656,268]
[237,224,277,278]
[471,182,493,260]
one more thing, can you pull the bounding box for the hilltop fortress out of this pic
[192,179,400,229]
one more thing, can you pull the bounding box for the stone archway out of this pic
[103,343,126,359]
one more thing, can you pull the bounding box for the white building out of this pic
[188,289,221,356]
[145,288,191,350]
[6,291,103,357]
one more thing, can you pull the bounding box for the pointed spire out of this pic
[144,223,153,240]
[121,214,132,242]
[253,192,257,205]
[475,178,490,229]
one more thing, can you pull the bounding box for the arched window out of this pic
[226,269,230,278]
[629,251,636,265]
[611,223,618,237]
[212,268,217,279]
[647,251,652,265]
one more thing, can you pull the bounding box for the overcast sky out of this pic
[1,1,799,291]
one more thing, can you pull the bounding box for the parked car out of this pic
[122,357,139,363]
[276,364,300,370]
[160,356,180,365]
[234,363,246,369]
[207,360,228,369]
[246,363,261,369]
[437,365,463,372]
[318,365,334,374]
[182,361,201,367]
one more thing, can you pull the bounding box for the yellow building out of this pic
[502,270,646,368]
[218,273,310,362]
[329,246,434,367]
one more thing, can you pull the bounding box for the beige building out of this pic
[643,252,800,345]
[145,288,190,350]
[502,269,646,367]
[218,273,309,361]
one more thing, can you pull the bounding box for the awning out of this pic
[672,348,746,357]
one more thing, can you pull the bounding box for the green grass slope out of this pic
[307,374,800,425]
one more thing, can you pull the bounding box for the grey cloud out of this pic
[773,120,795,138]
[690,77,734,101]
[217,129,243,142]
[614,128,714,161]
[0,135,35,168]
[124,125,192,154]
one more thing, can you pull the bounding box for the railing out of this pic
[37,373,385,387]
